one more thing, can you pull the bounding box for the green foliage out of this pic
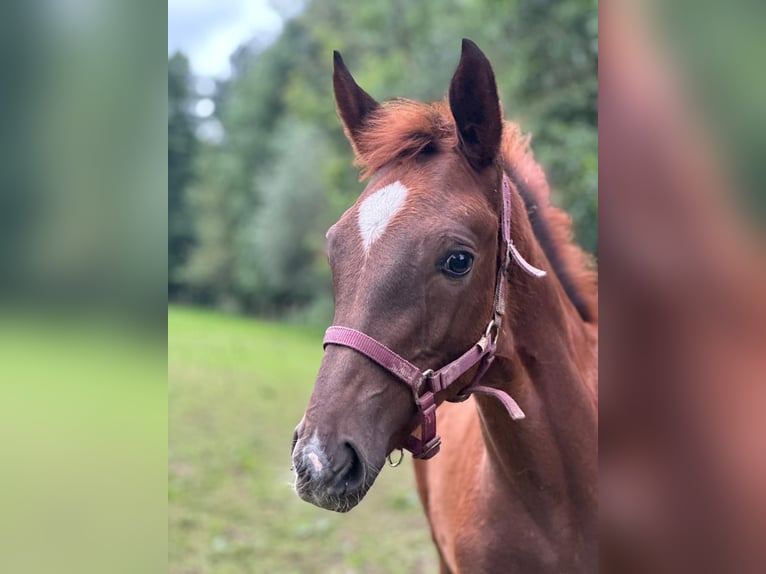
[178,146,241,307]
[248,121,330,310]
[170,0,598,315]
[510,0,599,252]
[169,306,437,573]
[168,53,197,296]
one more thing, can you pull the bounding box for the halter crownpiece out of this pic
[322,174,545,460]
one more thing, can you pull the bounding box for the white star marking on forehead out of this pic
[357,181,409,255]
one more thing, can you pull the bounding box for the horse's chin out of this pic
[293,458,383,513]
[294,482,372,513]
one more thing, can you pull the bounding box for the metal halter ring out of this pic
[477,320,499,352]
[387,448,404,467]
[484,319,499,344]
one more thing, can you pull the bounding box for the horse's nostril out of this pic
[291,428,299,456]
[338,442,364,492]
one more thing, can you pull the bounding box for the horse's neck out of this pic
[476,206,597,538]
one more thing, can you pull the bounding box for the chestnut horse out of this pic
[292,40,597,572]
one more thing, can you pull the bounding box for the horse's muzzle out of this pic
[291,428,369,513]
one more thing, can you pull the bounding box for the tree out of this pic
[168,52,197,298]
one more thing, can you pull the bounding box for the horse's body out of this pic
[292,40,597,573]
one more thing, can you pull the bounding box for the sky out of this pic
[168,0,294,79]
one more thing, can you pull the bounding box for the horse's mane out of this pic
[352,99,598,324]
[500,123,598,324]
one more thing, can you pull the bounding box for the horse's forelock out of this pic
[353,100,457,180]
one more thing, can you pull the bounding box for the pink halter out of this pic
[323,174,546,459]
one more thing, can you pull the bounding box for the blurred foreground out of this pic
[1,2,166,574]
[0,312,166,574]
[600,1,766,572]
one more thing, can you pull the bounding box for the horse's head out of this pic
[292,40,507,512]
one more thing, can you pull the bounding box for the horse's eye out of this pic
[441,251,474,277]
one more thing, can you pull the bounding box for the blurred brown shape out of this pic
[600,1,766,573]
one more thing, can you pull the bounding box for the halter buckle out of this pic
[413,369,435,405]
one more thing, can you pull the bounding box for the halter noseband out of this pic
[322,174,546,460]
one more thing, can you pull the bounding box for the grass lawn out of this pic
[169,306,438,573]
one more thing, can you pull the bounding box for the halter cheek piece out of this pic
[322,175,546,460]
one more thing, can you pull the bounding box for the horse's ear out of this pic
[333,51,379,151]
[449,39,502,170]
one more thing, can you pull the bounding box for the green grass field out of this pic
[169,306,438,573]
